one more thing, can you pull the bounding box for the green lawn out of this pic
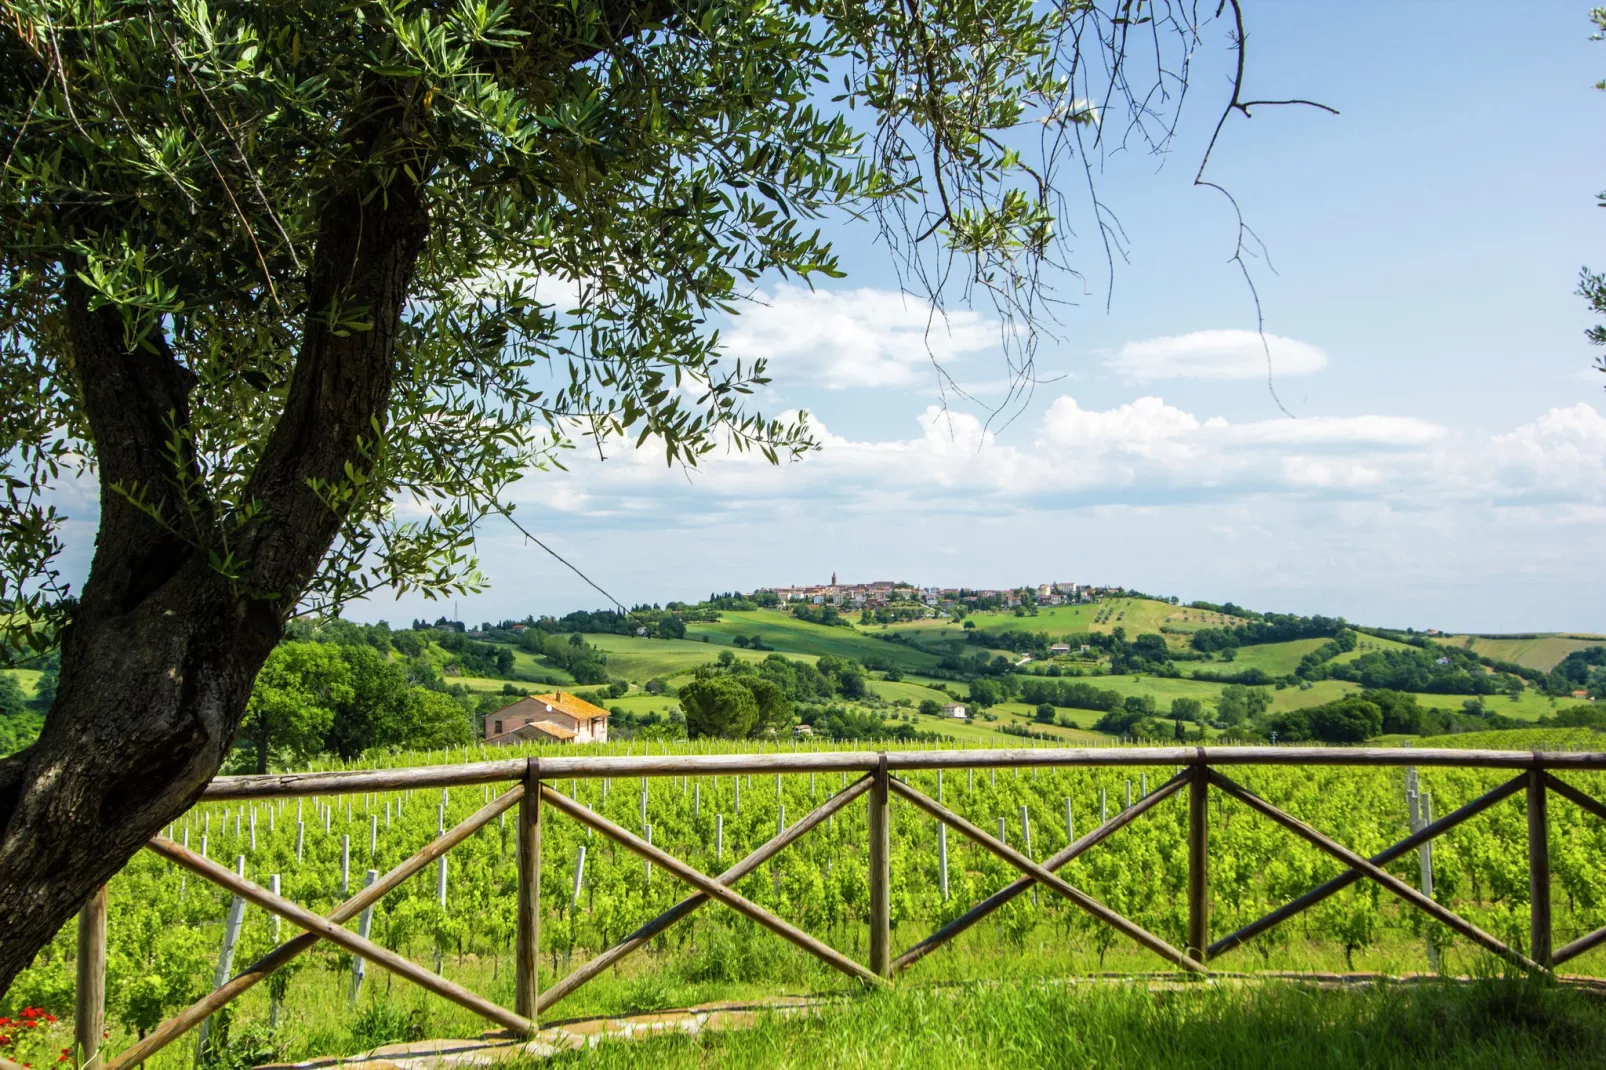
[544,977,1606,1070]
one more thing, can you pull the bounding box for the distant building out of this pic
[1573,690,1591,700]
[942,702,967,719]
[484,692,609,745]
[1050,643,1072,655]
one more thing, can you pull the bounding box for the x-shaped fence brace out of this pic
[102,757,1606,1070]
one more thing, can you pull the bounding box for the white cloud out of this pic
[344,398,1606,632]
[1106,329,1328,380]
[507,395,1606,521]
[723,286,999,389]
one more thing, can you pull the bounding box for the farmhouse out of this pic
[942,702,968,719]
[1050,642,1072,655]
[484,692,609,745]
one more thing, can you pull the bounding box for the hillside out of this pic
[9,591,1599,763]
[1440,633,1606,672]
[395,594,1606,751]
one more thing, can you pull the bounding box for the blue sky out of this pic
[360,2,1606,634]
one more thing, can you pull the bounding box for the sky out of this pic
[360,1,1606,635]
[52,3,1606,634]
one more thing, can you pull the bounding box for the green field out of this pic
[1442,634,1606,672]
[953,597,1203,638]
[989,700,1109,733]
[1227,637,1328,676]
[594,692,684,718]
[1406,689,1587,722]
[866,678,954,707]
[586,634,783,681]
[687,610,942,672]
[1332,632,1415,664]
[6,667,42,697]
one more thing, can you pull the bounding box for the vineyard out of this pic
[7,736,1606,1068]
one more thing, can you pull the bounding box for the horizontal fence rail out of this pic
[65,746,1606,1068]
[198,747,1606,799]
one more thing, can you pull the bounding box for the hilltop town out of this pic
[760,575,1130,614]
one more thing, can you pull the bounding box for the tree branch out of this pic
[1194,0,1338,418]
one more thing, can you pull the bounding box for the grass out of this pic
[586,634,779,681]
[4,667,42,697]
[1443,634,1606,672]
[1226,638,1328,676]
[952,597,1200,638]
[543,977,1606,1070]
[1333,633,1416,664]
[1408,690,1588,723]
[866,679,954,707]
[688,611,942,672]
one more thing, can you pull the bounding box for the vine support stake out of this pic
[516,757,542,1029]
[1528,764,1551,968]
[869,752,891,978]
[75,884,107,1070]
[1188,757,1209,964]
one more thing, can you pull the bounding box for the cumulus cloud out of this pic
[508,394,1603,523]
[723,286,998,389]
[1106,329,1328,380]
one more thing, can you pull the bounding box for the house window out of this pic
[494,720,503,735]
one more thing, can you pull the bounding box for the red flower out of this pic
[43,1015,55,1024]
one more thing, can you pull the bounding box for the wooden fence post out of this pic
[1187,761,1209,964]
[75,885,107,1070]
[515,758,541,1030]
[1528,765,1551,967]
[869,753,891,978]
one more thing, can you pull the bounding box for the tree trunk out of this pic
[0,100,429,990]
[0,568,280,990]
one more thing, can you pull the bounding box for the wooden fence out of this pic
[63,746,1606,1069]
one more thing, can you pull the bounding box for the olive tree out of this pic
[0,0,1237,986]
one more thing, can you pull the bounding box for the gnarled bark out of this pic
[0,139,429,992]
